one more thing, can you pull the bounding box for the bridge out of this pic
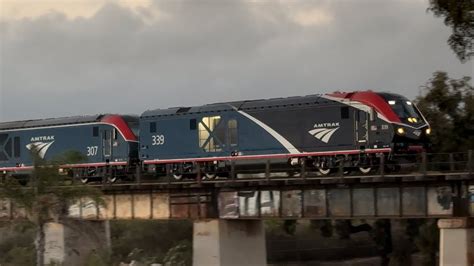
[1,151,473,265]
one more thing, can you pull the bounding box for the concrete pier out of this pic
[193,219,267,266]
[438,218,474,266]
[44,220,110,266]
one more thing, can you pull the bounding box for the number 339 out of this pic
[152,135,165,145]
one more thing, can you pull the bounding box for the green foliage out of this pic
[110,220,192,264]
[309,219,333,238]
[428,0,474,62]
[414,220,439,266]
[2,246,36,266]
[282,219,297,235]
[404,219,425,243]
[388,238,414,266]
[372,219,393,263]
[0,222,36,266]
[264,219,286,237]
[85,250,111,266]
[334,220,351,239]
[0,148,105,266]
[416,71,474,152]
[0,148,104,224]
[162,240,192,266]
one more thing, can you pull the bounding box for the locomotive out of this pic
[0,90,430,182]
[0,114,139,183]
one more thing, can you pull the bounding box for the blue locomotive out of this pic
[140,91,430,178]
[0,114,139,183]
[0,91,430,182]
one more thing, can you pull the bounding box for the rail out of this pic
[132,150,474,186]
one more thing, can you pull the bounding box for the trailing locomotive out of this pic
[0,114,139,183]
[0,90,430,182]
[140,90,430,178]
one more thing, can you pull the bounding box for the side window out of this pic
[4,138,12,157]
[198,116,222,152]
[341,107,349,119]
[190,119,197,130]
[93,127,99,137]
[0,152,7,161]
[0,134,8,161]
[112,128,118,140]
[228,119,238,147]
[14,137,20,158]
[150,122,157,133]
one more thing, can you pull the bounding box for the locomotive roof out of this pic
[0,114,105,131]
[141,94,332,118]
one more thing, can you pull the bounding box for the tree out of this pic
[428,0,474,62]
[0,148,104,266]
[416,71,474,152]
[414,220,439,266]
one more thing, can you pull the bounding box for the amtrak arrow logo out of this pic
[309,122,340,143]
[26,141,54,159]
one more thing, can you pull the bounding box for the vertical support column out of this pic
[44,219,111,266]
[438,218,474,266]
[193,219,266,266]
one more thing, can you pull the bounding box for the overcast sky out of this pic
[0,0,472,122]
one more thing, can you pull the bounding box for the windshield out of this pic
[378,93,424,124]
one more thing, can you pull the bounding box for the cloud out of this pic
[292,7,333,26]
[0,0,471,121]
[0,0,155,20]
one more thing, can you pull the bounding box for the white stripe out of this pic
[38,142,54,158]
[321,95,429,129]
[315,128,332,139]
[321,95,391,122]
[238,110,300,154]
[321,128,339,143]
[309,128,328,136]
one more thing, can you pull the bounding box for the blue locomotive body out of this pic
[139,104,288,162]
[139,91,430,177]
[0,115,139,179]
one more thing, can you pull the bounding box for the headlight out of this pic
[426,128,431,135]
[397,127,405,135]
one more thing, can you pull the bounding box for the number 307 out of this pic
[87,146,98,156]
[152,135,165,145]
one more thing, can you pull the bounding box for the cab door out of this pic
[102,129,112,161]
[355,110,369,146]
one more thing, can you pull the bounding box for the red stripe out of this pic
[327,91,401,123]
[62,161,128,168]
[143,148,391,164]
[101,115,137,142]
[0,166,34,171]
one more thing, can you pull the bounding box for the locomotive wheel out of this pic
[358,166,372,174]
[204,173,216,179]
[172,174,183,180]
[318,167,332,175]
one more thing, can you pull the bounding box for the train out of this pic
[0,90,431,182]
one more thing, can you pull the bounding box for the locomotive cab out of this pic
[378,92,431,153]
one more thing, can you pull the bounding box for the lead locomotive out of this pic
[0,91,430,181]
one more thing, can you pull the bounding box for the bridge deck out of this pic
[0,151,473,221]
